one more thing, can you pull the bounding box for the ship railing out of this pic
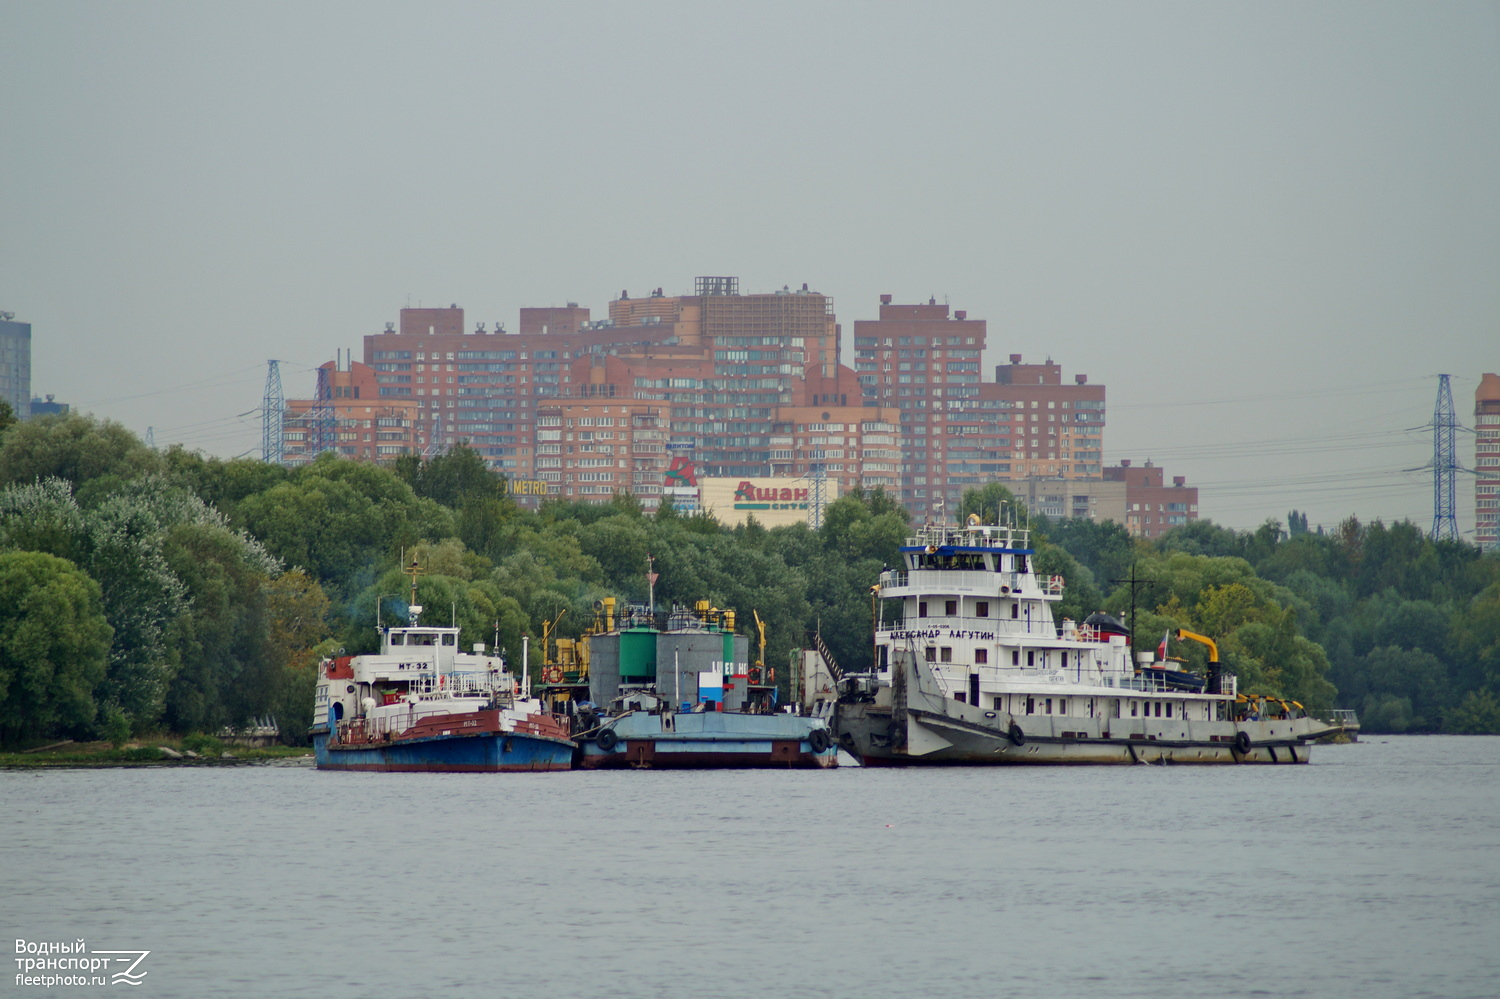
[911,524,1030,550]
[877,618,1056,637]
[402,671,506,698]
[879,569,1004,592]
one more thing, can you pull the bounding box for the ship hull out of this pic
[312,730,575,772]
[579,711,838,769]
[836,701,1334,766]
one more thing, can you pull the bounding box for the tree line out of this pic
[1,411,1497,747]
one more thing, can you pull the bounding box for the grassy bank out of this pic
[0,738,312,768]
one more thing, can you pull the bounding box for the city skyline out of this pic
[3,2,1496,535]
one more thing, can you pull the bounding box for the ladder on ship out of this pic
[813,629,843,683]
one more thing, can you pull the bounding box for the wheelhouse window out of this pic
[919,602,928,618]
[975,648,988,664]
[945,600,957,616]
[940,647,953,663]
[976,601,990,617]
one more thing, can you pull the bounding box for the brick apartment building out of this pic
[1477,373,1500,550]
[282,360,420,464]
[1105,459,1200,539]
[852,296,1106,520]
[282,279,1197,532]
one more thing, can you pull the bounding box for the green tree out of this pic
[0,551,113,745]
[0,412,163,493]
[1444,688,1500,734]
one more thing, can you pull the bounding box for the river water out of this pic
[5,736,1498,999]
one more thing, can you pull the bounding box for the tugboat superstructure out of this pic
[834,517,1336,764]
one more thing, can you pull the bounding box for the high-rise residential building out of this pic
[853,296,1105,521]
[282,360,421,464]
[1105,460,1199,539]
[283,279,1155,527]
[287,281,891,509]
[0,311,32,420]
[1476,373,1500,550]
[534,398,666,502]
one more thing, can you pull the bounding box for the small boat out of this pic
[538,598,837,769]
[833,515,1339,765]
[308,563,575,772]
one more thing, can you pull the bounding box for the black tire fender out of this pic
[596,727,619,752]
[808,728,832,754]
[1234,730,1252,754]
[1008,722,1026,747]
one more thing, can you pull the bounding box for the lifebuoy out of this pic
[1008,722,1026,747]
[596,728,619,752]
[749,667,762,685]
[1234,730,1252,754]
[808,728,832,754]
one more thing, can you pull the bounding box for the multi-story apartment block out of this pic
[279,280,1205,533]
[0,311,31,420]
[1476,373,1500,550]
[853,296,1106,521]
[1105,460,1199,539]
[534,398,666,503]
[282,360,421,464]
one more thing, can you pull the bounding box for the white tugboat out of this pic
[833,516,1338,765]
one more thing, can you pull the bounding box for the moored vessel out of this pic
[833,516,1337,765]
[308,564,575,772]
[538,598,837,769]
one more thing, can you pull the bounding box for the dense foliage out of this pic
[1,412,1496,746]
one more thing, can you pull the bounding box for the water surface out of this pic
[5,736,1497,998]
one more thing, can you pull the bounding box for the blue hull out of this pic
[312,730,574,772]
[581,712,838,769]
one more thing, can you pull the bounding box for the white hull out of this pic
[837,653,1336,766]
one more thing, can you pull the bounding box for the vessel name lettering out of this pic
[888,629,994,641]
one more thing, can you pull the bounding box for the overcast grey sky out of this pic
[2,1,1496,534]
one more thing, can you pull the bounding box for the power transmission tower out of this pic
[145,426,155,449]
[808,463,827,530]
[1432,374,1459,542]
[262,360,285,463]
[310,365,335,457]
